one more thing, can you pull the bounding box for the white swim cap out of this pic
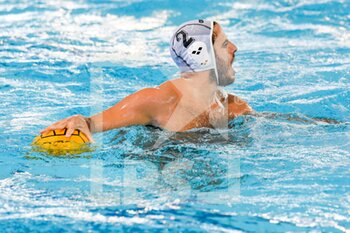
[170,19,219,83]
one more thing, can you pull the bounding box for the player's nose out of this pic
[229,41,237,54]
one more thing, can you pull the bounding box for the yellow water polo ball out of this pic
[32,128,91,155]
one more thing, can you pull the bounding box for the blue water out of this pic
[1,0,350,232]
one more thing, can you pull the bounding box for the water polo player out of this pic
[41,20,252,142]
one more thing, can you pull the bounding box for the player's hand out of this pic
[40,114,94,142]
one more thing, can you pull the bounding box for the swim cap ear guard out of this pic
[170,19,219,85]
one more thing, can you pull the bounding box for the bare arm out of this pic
[40,88,160,142]
[227,94,254,118]
[88,88,157,132]
[249,111,342,124]
[226,94,341,124]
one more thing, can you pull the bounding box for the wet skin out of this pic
[41,24,252,142]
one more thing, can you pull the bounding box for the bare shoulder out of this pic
[133,80,180,98]
[158,80,181,96]
[122,87,161,105]
[125,81,179,113]
[227,93,253,115]
[227,93,248,105]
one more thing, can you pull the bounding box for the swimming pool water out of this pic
[1,0,350,232]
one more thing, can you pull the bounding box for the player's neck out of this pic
[180,71,219,105]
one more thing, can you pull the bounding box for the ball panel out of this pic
[39,129,86,143]
[32,129,89,153]
[77,130,88,143]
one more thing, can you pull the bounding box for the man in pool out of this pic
[41,20,252,142]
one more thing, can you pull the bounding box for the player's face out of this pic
[213,24,238,86]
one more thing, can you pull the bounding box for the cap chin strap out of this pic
[209,21,228,109]
[209,21,220,86]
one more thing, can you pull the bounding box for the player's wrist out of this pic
[84,117,92,132]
